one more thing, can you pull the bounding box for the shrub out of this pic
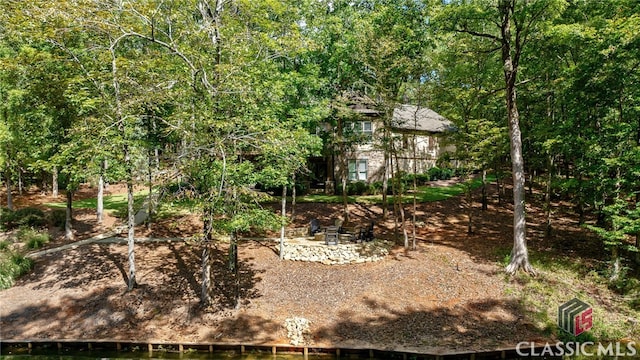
[0,208,11,231]
[0,252,33,290]
[427,167,454,181]
[48,209,67,228]
[17,228,50,249]
[1,207,47,230]
[348,181,369,195]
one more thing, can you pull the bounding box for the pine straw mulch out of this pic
[0,183,596,353]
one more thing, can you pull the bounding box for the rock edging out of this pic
[279,239,390,265]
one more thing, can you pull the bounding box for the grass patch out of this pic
[295,175,494,204]
[44,190,149,216]
[508,251,640,342]
[17,227,50,249]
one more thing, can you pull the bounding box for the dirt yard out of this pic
[0,182,601,353]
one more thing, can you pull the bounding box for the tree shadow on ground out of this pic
[312,297,544,352]
[6,241,267,338]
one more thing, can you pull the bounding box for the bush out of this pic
[401,173,431,186]
[335,181,374,196]
[48,209,67,228]
[0,252,33,290]
[348,181,370,195]
[427,167,455,181]
[17,228,50,249]
[1,207,47,230]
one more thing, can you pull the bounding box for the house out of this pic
[308,99,454,193]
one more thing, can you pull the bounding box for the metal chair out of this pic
[309,218,321,235]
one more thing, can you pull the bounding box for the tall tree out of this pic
[436,0,565,274]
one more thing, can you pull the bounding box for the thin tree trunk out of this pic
[111,39,136,290]
[337,118,349,222]
[291,173,296,219]
[52,166,58,198]
[229,232,239,309]
[5,172,13,211]
[481,169,488,210]
[201,206,212,305]
[393,144,408,249]
[147,150,153,230]
[636,193,639,257]
[201,242,211,306]
[412,134,418,250]
[125,145,137,291]
[466,180,473,234]
[17,168,23,195]
[65,190,74,241]
[97,161,105,224]
[389,149,399,242]
[279,185,287,260]
[544,155,553,238]
[382,151,389,219]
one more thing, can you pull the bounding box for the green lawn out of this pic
[45,190,149,215]
[296,175,495,204]
[42,176,492,214]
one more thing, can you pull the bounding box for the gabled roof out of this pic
[392,105,453,133]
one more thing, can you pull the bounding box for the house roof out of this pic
[391,104,453,133]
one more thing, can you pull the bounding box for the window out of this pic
[349,121,373,138]
[348,159,368,181]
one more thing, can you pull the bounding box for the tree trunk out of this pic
[481,169,488,210]
[466,182,473,234]
[125,145,137,291]
[17,168,23,195]
[52,166,58,198]
[201,205,213,305]
[5,172,13,211]
[65,190,74,241]
[279,185,287,260]
[147,150,153,230]
[291,174,297,218]
[201,242,211,306]
[337,118,349,222]
[382,151,389,219]
[97,161,105,224]
[393,144,408,249]
[500,1,534,275]
[544,155,553,238]
[389,149,399,241]
[412,127,418,250]
[229,232,239,309]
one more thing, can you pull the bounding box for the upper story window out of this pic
[348,121,373,139]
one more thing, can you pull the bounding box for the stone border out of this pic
[279,238,391,265]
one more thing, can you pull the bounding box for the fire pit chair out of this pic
[309,218,322,236]
[357,221,374,242]
[325,225,339,245]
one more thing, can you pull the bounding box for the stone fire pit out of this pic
[279,237,391,265]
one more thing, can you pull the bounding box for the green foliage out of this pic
[48,209,67,229]
[17,227,50,249]
[0,207,47,230]
[0,252,33,290]
[585,196,640,251]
